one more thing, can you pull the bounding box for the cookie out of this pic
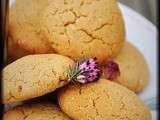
[58,79,151,120]
[2,54,74,103]
[3,103,71,120]
[9,0,53,53]
[6,35,30,64]
[102,41,149,92]
[42,0,125,64]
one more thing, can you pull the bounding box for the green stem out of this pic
[70,69,83,80]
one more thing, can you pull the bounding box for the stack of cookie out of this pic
[3,0,151,120]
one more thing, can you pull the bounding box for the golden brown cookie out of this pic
[2,54,74,103]
[58,79,151,120]
[9,0,54,53]
[6,35,30,64]
[42,0,125,64]
[102,41,149,93]
[3,103,71,120]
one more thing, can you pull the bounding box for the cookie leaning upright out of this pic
[102,41,149,92]
[6,36,30,64]
[58,79,151,120]
[9,0,53,53]
[2,54,74,103]
[42,0,125,64]
[3,103,71,120]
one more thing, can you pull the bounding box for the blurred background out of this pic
[118,0,158,26]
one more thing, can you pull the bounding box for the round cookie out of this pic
[3,103,71,120]
[102,41,149,93]
[9,0,54,53]
[2,54,74,103]
[42,0,125,64]
[58,79,151,120]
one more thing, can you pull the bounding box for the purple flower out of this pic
[68,57,101,83]
[103,60,120,80]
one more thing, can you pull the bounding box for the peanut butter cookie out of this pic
[42,0,125,64]
[58,79,151,120]
[2,54,74,103]
[3,103,71,120]
[102,41,149,92]
[9,0,53,53]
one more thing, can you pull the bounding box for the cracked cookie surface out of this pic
[102,41,149,93]
[58,79,151,120]
[9,0,54,53]
[2,54,74,103]
[42,0,125,64]
[3,103,71,120]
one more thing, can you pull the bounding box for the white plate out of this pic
[118,3,158,120]
[9,1,158,119]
